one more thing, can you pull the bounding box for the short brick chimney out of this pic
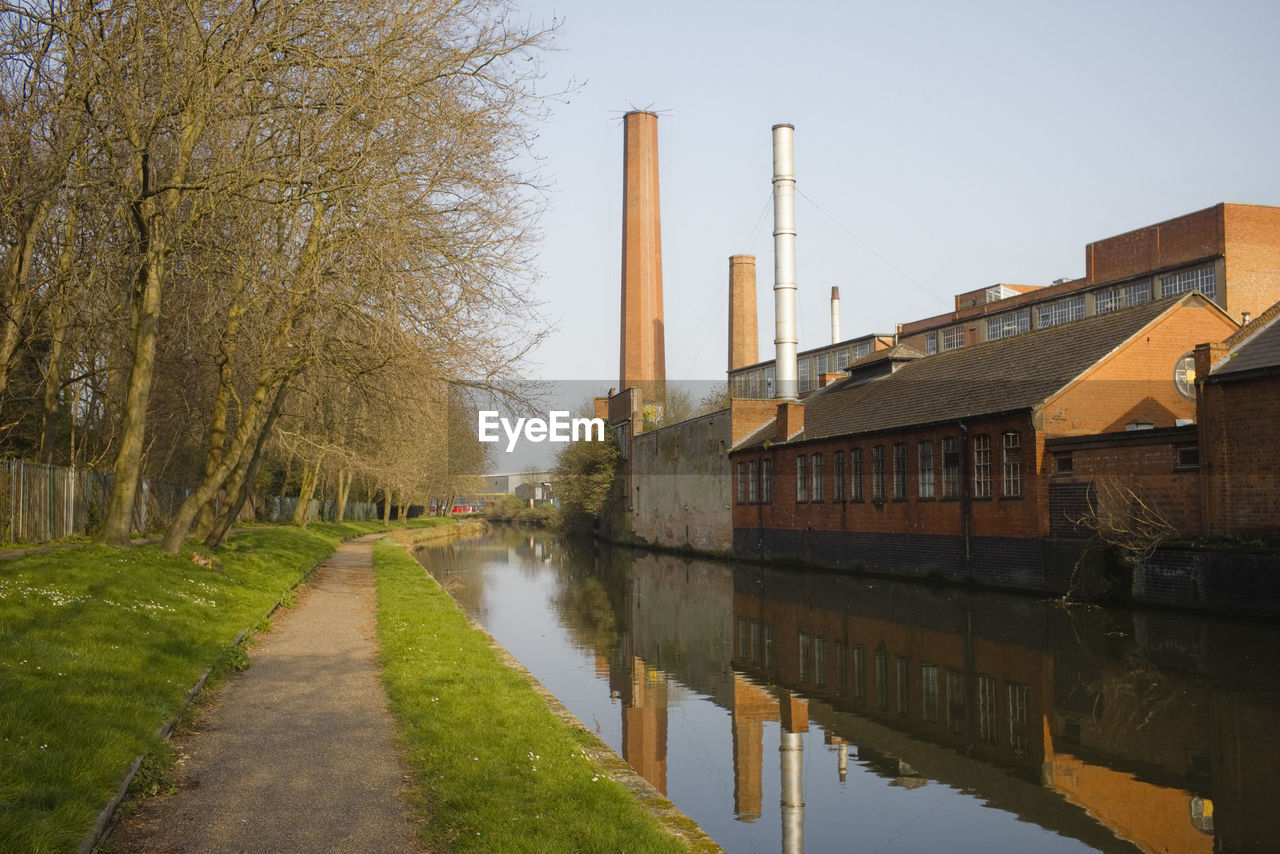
[775,402,804,442]
[1193,341,1229,388]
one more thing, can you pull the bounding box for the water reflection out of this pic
[415,528,1280,854]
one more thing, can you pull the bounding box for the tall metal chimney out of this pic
[728,255,758,372]
[830,286,841,344]
[772,123,797,400]
[619,110,666,405]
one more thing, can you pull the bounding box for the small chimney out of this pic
[775,401,804,442]
[772,123,798,400]
[830,286,841,344]
[728,255,758,371]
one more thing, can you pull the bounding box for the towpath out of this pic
[109,533,424,853]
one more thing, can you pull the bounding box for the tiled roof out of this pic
[734,417,778,450]
[798,295,1202,442]
[1214,312,1280,377]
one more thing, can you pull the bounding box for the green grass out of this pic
[372,540,689,853]
[0,524,369,853]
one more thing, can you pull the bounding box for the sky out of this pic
[510,0,1280,393]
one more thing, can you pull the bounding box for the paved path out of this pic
[111,534,424,853]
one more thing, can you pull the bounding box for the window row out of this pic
[737,432,1024,505]
[792,635,1032,754]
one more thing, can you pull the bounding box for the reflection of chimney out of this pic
[830,286,841,344]
[620,110,666,405]
[729,255,758,371]
[772,123,797,400]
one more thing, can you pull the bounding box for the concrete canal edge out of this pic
[392,526,725,853]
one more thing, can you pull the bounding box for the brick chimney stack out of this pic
[619,110,666,405]
[728,255,758,371]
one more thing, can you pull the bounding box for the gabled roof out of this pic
[1212,311,1280,378]
[796,293,1222,443]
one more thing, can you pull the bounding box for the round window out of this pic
[1174,353,1196,400]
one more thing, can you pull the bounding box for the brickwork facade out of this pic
[1198,370,1280,539]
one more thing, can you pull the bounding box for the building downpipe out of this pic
[772,123,798,400]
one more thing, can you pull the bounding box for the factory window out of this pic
[798,632,810,682]
[762,459,773,503]
[922,663,940,723]
[946,668,966,735]
[896,656,911,717]
[892,443,908,499]
[1161,264,1216,301]
[836,348,851,370]
[852,341,872,360]
[815,352,830,379]
[811,453,824,502]
[815,637,827,687]
[925,331,938,355]
[852,646,868,701]
[978,675,998,745]
[833,451,846,501]
[836,641,848,694]
[942,326,966,351]
[918,440,935,499]
[736,462,747,504]
[1002,432,1022,497]
[871,446,886,501]
[795,455,809,503]
[1008,684,1030,759]
[986,309,1029,341]
[1095,280,1151,314]
[733,373,750,398]
[748,369,762,397]
[1037,295,1085,328]
[875,650,890,710]
[798,358,812,393]
[973,433,992,498]
[850,448,864,501]
[941,437,960,498]
[748,460,759,504]
[764,366,776,398]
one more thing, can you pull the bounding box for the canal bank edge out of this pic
[395,531,724,853]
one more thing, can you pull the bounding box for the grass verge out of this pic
[0,522,375,853]
[372,539,692,853]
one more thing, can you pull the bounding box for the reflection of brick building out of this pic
[726,565,1275,852]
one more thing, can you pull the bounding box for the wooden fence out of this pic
[0,460,191,545]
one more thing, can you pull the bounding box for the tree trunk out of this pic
[335,468,350,523]
[205,377,290,548]
[160,359,276,553]
[97,233,165,546]
[382,487,392,526]
[292,457,322,528]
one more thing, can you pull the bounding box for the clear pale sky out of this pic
[514,0,1280,390]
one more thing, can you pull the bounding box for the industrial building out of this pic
[597,114,1280,609]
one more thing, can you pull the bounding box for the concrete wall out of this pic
[630,409,733,553]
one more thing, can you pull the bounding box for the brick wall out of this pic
[1046,427,1202,539]
[1199,371,1280,539]
[1222,203,1280,322]
[733,412,1047,540]
[1086,205,1224,284]
[1044,299,1237,435]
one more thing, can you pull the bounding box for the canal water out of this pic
[412,528,1280,854]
